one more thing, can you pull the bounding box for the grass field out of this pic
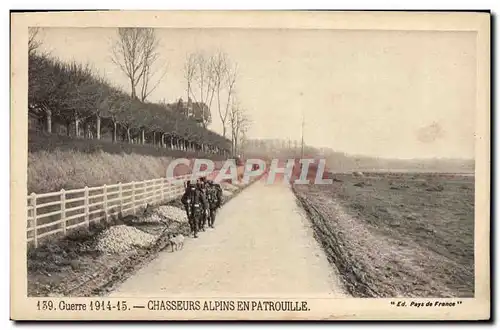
[293,172,474,298]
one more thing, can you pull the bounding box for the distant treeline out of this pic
[28,53,231,155]
[243,138,474,173]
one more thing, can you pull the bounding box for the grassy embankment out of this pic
[28,131,227,194]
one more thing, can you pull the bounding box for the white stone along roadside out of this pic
[95,225,157,254]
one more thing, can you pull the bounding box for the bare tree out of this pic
[183,53,197,105]
[28,27,42,55]
[229,100,250,156]
[236,109,250,156]
[183,51,216,128]
[139,55,168,102]
[210,51,237,138]
[222,62,237,139]
[229,101,238,155]
[196,53,217,128]
[110,28,166,101]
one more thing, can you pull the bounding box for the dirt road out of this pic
[110,179,346,298]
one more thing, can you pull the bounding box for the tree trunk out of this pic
[83,122,89,139]
[153,131,156,146]
[112,121,117,142]
[45,109,52,133]
[74,117,80,137]
[131,78,136,99]
[127,127,131,143]
[141,129,145,144]
[96,114,101,140]
[66,122,71,136]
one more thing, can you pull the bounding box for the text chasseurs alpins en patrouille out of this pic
[147,300,311,312]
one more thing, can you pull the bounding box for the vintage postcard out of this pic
[10,10,490,320]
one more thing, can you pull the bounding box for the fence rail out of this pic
[27,174,196,247]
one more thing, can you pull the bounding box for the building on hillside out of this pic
[173,97,210,126]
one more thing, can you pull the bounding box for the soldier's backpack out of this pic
[209,184,222,208]
[206,185,216,206]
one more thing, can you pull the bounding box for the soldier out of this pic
[196,177,209,231]
[181,181,194,218]
[206,180,223,228]
[181,180,205,238]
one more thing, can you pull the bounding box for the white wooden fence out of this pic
[27,174,195,247]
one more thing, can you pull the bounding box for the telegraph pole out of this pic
[300,112,305,159]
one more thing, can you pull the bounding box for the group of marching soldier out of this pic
[181,176,223,238]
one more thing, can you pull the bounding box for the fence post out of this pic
[31,193,37,248]
[118,182,123,214]
[84,186,89,228]
[103,184,108,222]
[155,180,158,203]
[160,178,165,202]
[154,180,157,204]
[153,179,157,204]
[143,181,147,207]
[147,181,151,205]
[132,181,136,213]
[155,179,160,203]
[60,189,66,235]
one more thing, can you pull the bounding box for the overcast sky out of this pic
[38,27,476,159]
